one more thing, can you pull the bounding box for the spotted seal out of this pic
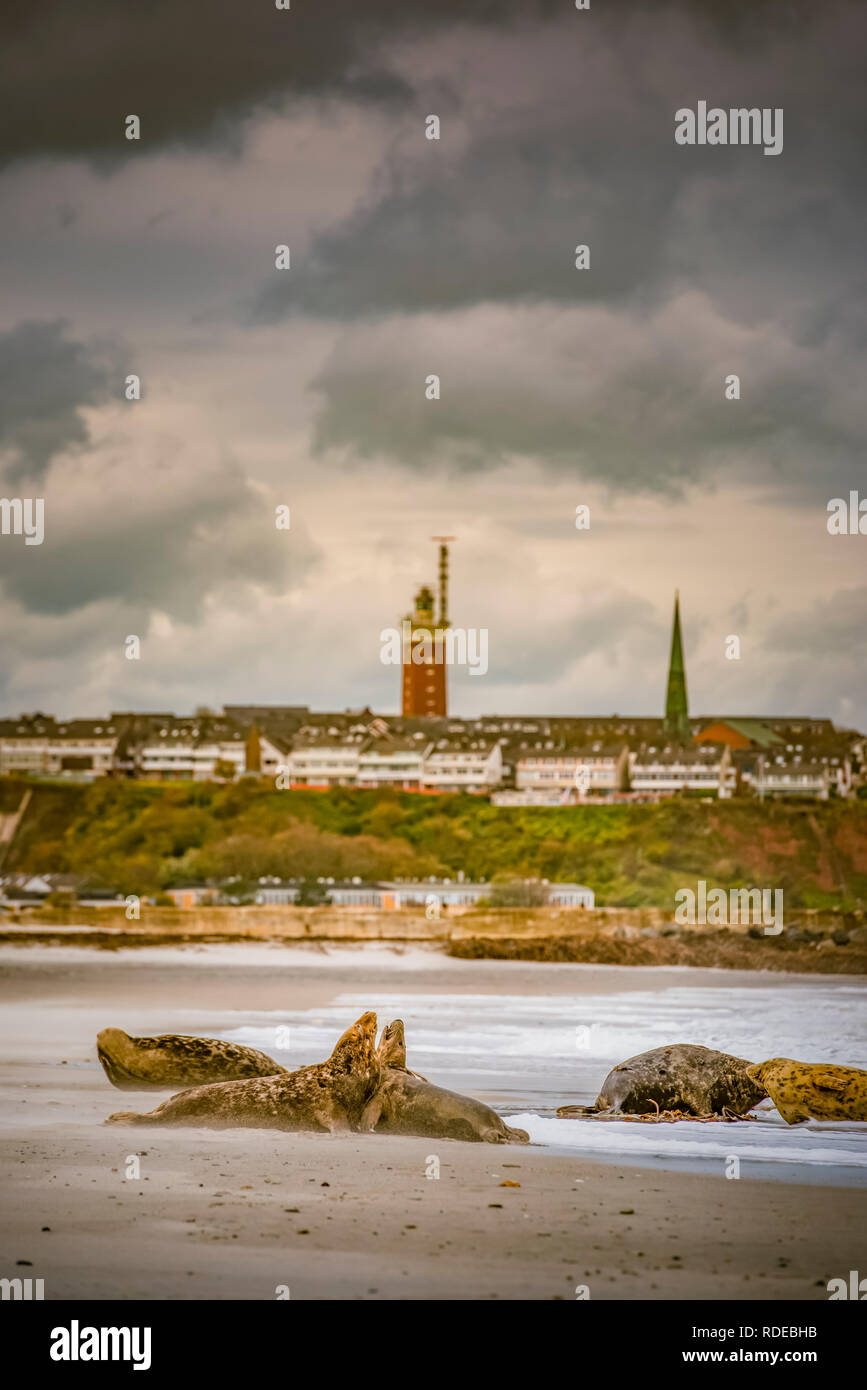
[557,1043,766,1119]
[746,1058,867,1124]
[361,1019,529,1144]
[97,1027,286,1090]
[105,1012,379,1131]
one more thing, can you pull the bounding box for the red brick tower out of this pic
[400,541,452,717]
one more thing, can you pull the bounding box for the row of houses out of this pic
[250,878,594,910]
[0,709,861,800]
[0,872,594,911]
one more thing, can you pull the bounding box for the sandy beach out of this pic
[0,943,864,1301]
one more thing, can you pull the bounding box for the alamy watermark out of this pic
[827,1271,866,1300]
[0,498,44,545]
[827,492,867,535]
[380,622,488,676]
[50,1322,151,1370]
[675,103,783,156]
[674,881,783,934]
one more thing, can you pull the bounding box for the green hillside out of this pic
[2,777,867,908]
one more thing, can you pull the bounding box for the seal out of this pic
[362,1018,529,1144]
[96,1027,286,1090]
[557,1043,766,1119]
[746,1058,867,1124]
[374,1018,428,1080]
[105,1012,379,1131]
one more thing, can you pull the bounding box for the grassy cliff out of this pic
[2,777,867,908]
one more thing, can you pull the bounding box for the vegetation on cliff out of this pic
[2,777,866,907]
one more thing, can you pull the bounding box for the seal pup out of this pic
[361,1018,529,1144]
[105,1012,379,1131]
[557,1043,766,1119]
[746,1058,867,1124]
[97,1027,287,1090]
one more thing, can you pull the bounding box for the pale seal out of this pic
[557,1043,766,1119]
[105,1012,379,1131]
[97,1027,286,1090]
[361,1019,530,1144]
[746,1057,867,1124]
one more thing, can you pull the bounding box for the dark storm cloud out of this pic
[0,0,564,168]
[239,1,867,497]
[0,321,121,485]
[1,1,835,170]
[251,1,866,327]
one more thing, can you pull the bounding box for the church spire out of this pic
[664,590,690,740]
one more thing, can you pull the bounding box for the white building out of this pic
[0,716,119,779]
[629,744,732,796]
[137,719,246,781]
[286,738,362,787]
[422,739,502,792]
[389,879,594,908]
[516,744,628,796]
[250,878,594,909]
[356,737,432,790]
[749,759,831,800]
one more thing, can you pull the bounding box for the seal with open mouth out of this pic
[362,1019,529,1144]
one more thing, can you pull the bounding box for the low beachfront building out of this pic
[250,877,594,909]
[163,883,218,908]
[388,878,594,908]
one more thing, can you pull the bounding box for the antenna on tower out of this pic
[430,536,455,628]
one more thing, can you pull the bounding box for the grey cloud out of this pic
[0,321,121,485]
[252,4,866,329]
[0,449,320,619]
[307,299,866,497]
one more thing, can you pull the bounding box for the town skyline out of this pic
[2,2,866,726]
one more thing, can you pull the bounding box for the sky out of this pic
[1,0,866,727]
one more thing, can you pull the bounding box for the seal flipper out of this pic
[360,1095,385,1132]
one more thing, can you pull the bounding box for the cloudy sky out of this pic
[1,0,866,726]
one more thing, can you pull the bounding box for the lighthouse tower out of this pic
[400,539,453,718]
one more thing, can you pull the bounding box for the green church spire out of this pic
[664,590,690,740]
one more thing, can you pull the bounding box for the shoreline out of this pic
[1,904,865,975]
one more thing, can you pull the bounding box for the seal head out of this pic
[364,1018,528,1144]
[747,1057,867,1124]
